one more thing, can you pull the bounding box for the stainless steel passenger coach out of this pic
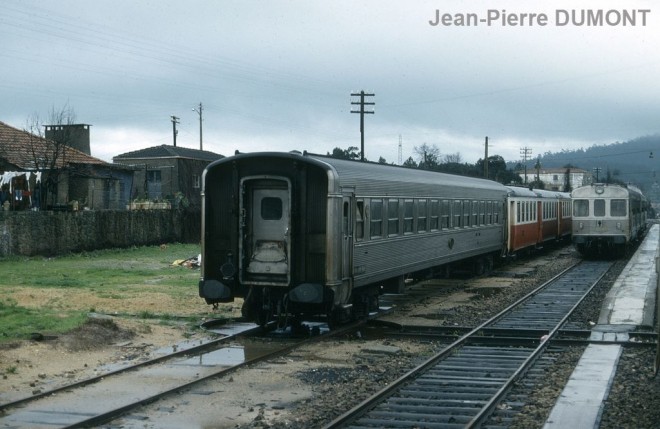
[571,183,648,256]
[198,151,572,326]
[198,151,511,325]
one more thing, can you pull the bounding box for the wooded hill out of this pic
[511,134,660,198]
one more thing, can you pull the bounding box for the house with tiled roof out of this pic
[113,144,223,208]
[0,121,133,210]
[516,167,591,191]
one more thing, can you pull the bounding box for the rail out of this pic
[323,261,613,428]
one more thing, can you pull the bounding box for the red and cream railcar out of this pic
[505,187,571,254]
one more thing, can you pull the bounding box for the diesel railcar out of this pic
[198,151,510,325]
[571,183,648,256]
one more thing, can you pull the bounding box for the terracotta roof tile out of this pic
[0,120,107,170]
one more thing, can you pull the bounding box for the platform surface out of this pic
[544,223,659,429]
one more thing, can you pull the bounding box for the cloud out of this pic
[2,0,659,168]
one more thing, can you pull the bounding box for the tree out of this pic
[442,152,462,164]
[414,143,440,170]
[402,156,417,168]
[529,179,546,189]
[328,146,360,160]
[24,104,77,208]
[476,155,520,184]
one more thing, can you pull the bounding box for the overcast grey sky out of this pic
[2,0,659,164]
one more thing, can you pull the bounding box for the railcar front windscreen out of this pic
[573,200,589,217]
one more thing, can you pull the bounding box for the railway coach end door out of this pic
[239,177,291,286]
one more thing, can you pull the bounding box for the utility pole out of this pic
[170,115,179,147]
[398,134,403,165]
[484,136,489,179]
[193,102,203,151]
[593,167,602,182]
[520,146,532,184]
[350,91,375,162]
[535,155,541,183]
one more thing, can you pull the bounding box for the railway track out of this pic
[323,260,614,429]
[0,320,363,428]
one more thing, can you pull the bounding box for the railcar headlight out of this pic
[579,222,584,230]
[616,222,622,230]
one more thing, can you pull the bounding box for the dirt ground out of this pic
[0,289,240,403]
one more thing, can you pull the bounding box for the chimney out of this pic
[44,124,91,155]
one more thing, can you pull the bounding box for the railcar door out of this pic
[239,177,291,286]
[342,195,354,281]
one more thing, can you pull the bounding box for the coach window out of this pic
[370,199,383,238]
[479,201,486,225]
[429,200,439,230]
[486,201,492,224]
[261,197,282,220]
[526,202,531,222]
[439,200,449,229]
[573,200,589,217]
[611,199,627,217]
[594,199,606,217]
[526,201,531,222]
[453,200,462,227]
[404,200,414,234]
[471,201,478,226]
[494,201,501,224]
[463,201,471,227]
[417,199,427,232]
[388,199,399,236]
[355,201,364,241]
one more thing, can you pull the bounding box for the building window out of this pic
[147,170,161,183]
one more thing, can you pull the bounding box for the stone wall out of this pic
[0,209,200,257]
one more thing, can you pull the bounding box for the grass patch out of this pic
[0,243,205,342]
[0,298,87,342]
[0,244,200,290]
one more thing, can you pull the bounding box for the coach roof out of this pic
[208,151,509,198]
